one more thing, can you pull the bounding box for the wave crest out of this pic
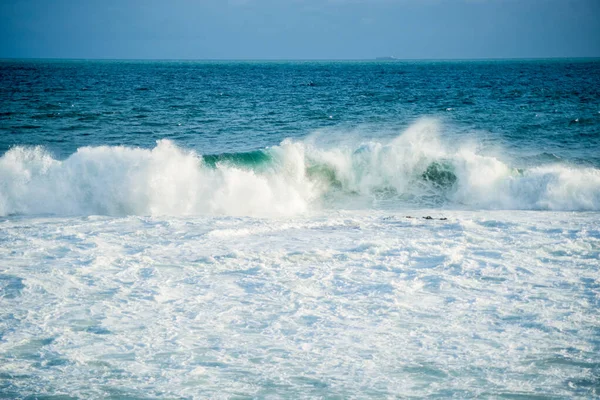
[1,119,599,216]
[0,140,317,216]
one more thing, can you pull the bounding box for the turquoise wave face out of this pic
[201,149,272,169]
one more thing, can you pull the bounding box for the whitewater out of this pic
[2,209,599,397]
[2,120,600,217]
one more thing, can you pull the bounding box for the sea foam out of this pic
[1,119,599,216]
[0,140,317,217]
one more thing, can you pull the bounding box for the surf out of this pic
[1,119,599,217]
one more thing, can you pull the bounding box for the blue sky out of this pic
[1,0,599,59]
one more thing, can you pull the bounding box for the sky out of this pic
[0,0,599,60]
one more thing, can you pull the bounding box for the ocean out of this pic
[1,59,599,398]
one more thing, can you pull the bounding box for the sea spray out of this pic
[0,140,318,217]
[1,119,600,216]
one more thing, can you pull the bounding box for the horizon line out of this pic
[1,56,600,62]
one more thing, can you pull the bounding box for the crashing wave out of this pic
[1,119,599,216]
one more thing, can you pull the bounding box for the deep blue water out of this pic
[2,59,599,163]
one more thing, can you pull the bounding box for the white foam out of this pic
[1,209,598,397]
[1,119,599,217]
[0,140,318,217]
[300,118,600,211]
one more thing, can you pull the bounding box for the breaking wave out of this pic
[1,119,599,216]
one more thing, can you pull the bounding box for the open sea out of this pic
[1,59,599,398]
